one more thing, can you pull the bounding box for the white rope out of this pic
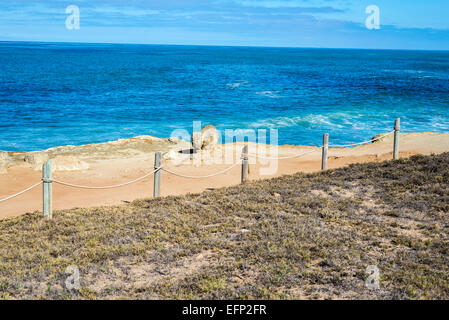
[50,167,161,189]
[328,131,394,148]
[246,131,393,160]
[162,160,242,179]
[0,181,42,203]
[248,148,322,160]
[0,131,397,201]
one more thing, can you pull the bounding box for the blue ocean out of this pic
[1,41,448,151]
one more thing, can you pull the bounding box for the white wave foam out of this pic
[248,113,393,131]
[250,114,345,129]
[255,91,282,98]
[226,80,248,88]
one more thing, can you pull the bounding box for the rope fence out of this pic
[161,160,242,179]
[50,167,161,190]
[328,130,394,148]
[248,147,321,160]
[0,181,42,203]
[0,118,402,219]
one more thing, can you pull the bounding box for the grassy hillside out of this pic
[0,153,448,300]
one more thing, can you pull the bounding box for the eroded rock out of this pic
[0,151,10,174]
[0,151,9,161]
[33,156,90,172]
[24,152,49,165]
[168,137,181,144]
[191,132,202,150]
[191,125,219,150]
[163,150,180,161]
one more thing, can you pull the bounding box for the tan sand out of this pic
[1,132,448,219]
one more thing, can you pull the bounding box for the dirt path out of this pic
[1,132,448,219]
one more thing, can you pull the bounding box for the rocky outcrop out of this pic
[163,150,181,161]
[33,156,90,172]
[52,156,90,172]
[0,151,9,161]
[192,125,219,150]
[24,152,49,165]
[191,131,202,150]
[1,152,10,174]
[4,135,190,170]
[168,137,181,144]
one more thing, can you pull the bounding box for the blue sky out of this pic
[1,0,448,49]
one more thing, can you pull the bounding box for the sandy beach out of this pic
[1,131,449,219]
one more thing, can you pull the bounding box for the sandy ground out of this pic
[1,132,448,219]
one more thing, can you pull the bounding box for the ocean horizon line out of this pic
[2,40,449,53]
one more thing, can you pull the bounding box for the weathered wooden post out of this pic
[42,160,52,219]
[241,145,249,184]
[321,133,329,170]
[153,152,162,197]
[393,118,400,160]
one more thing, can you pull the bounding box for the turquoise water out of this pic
[0,41,448,151]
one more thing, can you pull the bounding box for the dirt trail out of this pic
[1,132,448,219]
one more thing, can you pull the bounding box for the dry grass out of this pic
[0,153,448,299]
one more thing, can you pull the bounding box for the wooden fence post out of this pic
[393,118,400,160]
[42,160,52,219]
[153,152,162,197]
[321,133,329,170]
[241,145,249,184]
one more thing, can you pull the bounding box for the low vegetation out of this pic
[0,153,448,299]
